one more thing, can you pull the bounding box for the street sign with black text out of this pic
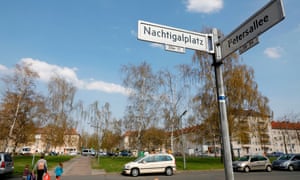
[219,0,285,59]
[138,20,214,53]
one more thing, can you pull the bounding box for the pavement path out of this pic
[48,156,105,177]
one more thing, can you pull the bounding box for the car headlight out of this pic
[281,161,289,166]
[238,163,245,167]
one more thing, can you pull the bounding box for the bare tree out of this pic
[0,63,46,152]
[121,62,159,151]
[157,69,190,153]
[45,75,77,152]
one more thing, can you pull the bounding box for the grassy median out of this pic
[92,156,225,173]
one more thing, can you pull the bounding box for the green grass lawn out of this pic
[12,155,74,176]
[92,156,224,173]
[176,157,224,170]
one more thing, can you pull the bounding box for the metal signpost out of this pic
[137,1,285,180]
[212,28,235,180]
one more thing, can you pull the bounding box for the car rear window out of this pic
[4,154,12,162]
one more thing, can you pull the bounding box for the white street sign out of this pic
[219,0,285,59]
[165,44,186,53]
[239,37,259,55]
[138,20,214,53]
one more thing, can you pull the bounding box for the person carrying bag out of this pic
[33,154,48,180]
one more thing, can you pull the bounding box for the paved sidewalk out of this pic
[49,156,105,177]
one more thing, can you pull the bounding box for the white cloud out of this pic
[185,0,223,14]
[0,64,8,72]
[85,81,131,95]
[20,58,130,95]
[21,58,79,83]
[264,47,283,59]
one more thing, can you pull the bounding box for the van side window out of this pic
[294,155,300,161]
[144,156,155,162]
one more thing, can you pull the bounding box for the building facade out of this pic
[121,120,300,157]
[2,128,81,155]
[270,121,300,153]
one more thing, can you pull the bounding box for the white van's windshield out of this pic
[134,156,145,162]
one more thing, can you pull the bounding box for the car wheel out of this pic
[244,166,250,173]
[165,167,173,176]
[131,168,139,177]
[266,165,272,172]
[288,165,294,171]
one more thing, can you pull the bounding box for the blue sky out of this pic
[0,0,299,121]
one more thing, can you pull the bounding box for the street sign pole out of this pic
[212,28,234,180]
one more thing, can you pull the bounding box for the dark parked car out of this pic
[107,152,118,156]
[272,153,300,171]
[0,152,14,175]
[232,155,272,172]
[120,150,132,157]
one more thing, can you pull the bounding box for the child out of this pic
[22,164,30,180]
[54,162,63,180]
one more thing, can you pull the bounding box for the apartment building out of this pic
[2,128,81,155]
[121,119,300,157]
[270,121,300,153]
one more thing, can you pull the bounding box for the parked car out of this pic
[0,152,14,175]
[122,153,176,177]
[81,149,96,156]
[120,150,132,157]
[272,153,300,171]
[232,155,272,173]
[49,151,58,156]
[20,147,32,156]
[68,151,77,156]
[107,152,118,157]
[98,151,107,156]
[267,151,284,157]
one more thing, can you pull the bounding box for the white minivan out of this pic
[81,149,96,156]
[20,147,32,155]
[122,153,176,177]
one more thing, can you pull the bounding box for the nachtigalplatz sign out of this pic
[138,20,214,53]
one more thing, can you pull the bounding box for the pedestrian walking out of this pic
[22,164,30,180]
[32,154,48,180]
[55,162,64,180]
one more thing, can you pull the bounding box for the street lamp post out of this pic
[179,110,187,169]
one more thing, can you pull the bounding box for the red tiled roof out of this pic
[271,121,300,130]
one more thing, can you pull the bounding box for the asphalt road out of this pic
[2,155,300,180]
[3,170,300,180]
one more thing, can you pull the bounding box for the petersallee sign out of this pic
[138,20,213,53]
[219,0,285,58]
